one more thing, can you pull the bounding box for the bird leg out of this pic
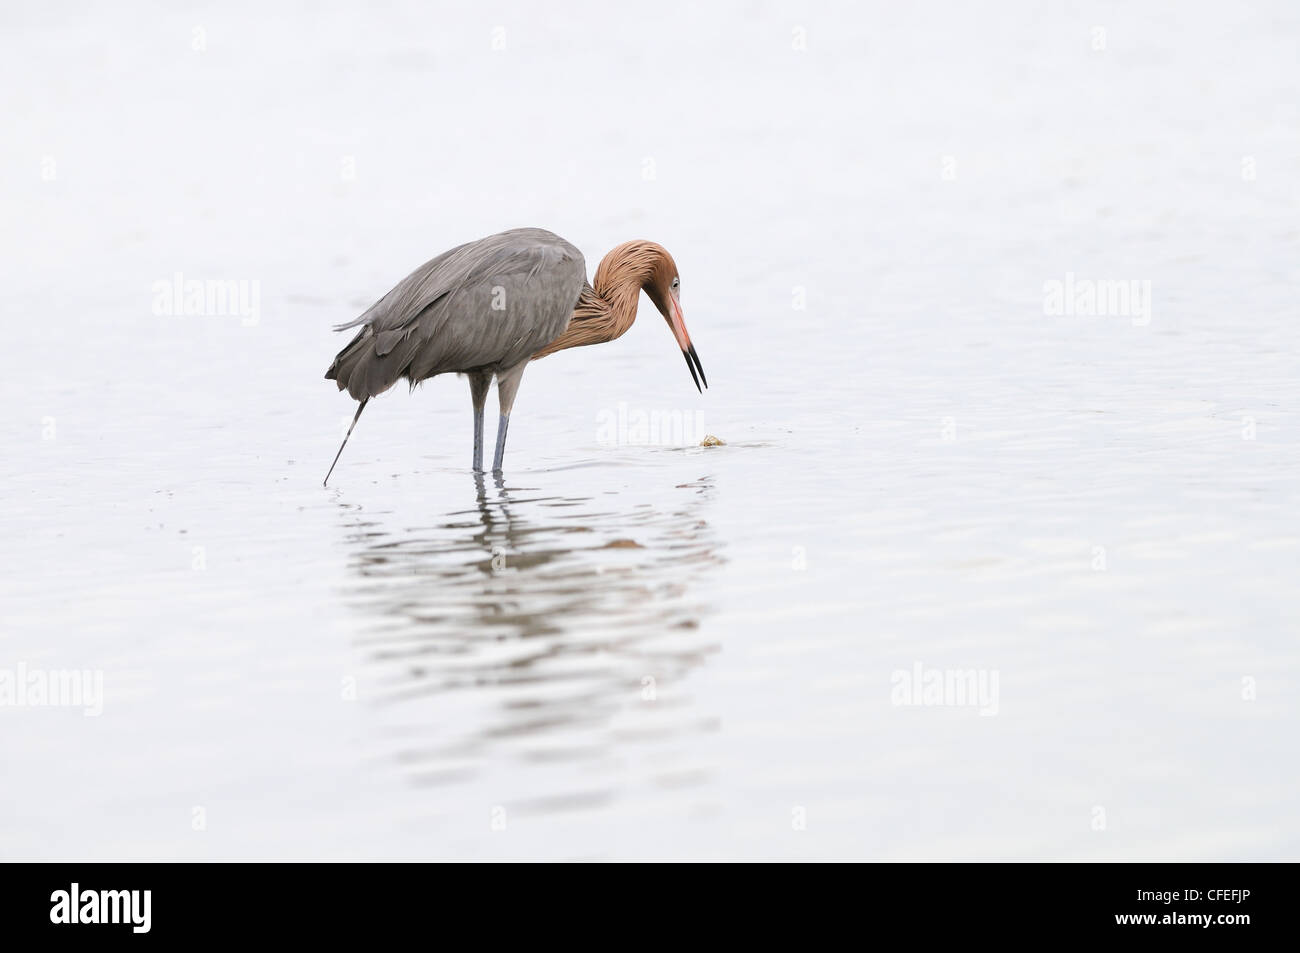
[492,362,527,474]
[474,414,484,472]
[492,414,510,473]
[468,371,491,472]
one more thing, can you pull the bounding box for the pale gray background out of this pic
[1,1,1297,859]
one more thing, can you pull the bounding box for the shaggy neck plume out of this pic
[532,241,663,359]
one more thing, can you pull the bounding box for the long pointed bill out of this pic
[669,298,707,393]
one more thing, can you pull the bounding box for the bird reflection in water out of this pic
[335,473,723,812]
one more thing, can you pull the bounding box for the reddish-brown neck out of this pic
[532,241,664,359]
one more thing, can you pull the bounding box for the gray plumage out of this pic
[326,227,586,401]
[322,227,588,482]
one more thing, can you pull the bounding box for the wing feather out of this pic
[325,228,586,401]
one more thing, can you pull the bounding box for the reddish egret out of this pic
[324,227,705,484]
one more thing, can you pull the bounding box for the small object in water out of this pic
[700,434,726,447]
[604,539,643,549]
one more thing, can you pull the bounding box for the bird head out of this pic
[640,245,707,393]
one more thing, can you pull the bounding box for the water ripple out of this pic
[335,473,725,805]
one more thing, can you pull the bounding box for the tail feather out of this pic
[325,325,421,402]
[324,327,369,387]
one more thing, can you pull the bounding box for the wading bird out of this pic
[323,227,705,484]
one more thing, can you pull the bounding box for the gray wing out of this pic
[325,228,586,401]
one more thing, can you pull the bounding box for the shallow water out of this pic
[2,2,1298,860]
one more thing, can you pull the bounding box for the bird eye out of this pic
[671,277,679,290]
